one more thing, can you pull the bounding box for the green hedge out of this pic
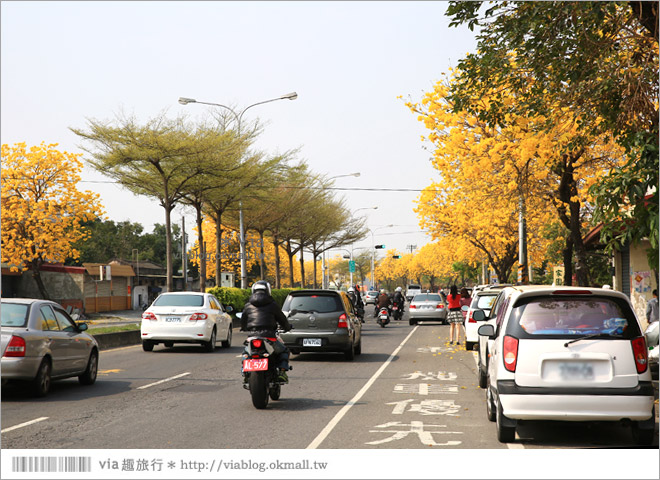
[206,287,296,312]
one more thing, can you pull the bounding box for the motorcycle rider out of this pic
[240,280,292,382]
[348,285,365,322]
[376,289,391,315]
[392,286,405,319]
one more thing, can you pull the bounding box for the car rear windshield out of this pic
[508,296,641,339]
[408,285,421,289]
[412,294,442,302]
[283,294,343,313]
[472,294,498,311]
[1,303,28,327]
[367,291,378,296]
[153,294,205,307]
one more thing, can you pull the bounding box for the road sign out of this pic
[349,260,356,273]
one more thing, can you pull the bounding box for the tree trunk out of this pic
[258,230,266,280]
[30,259,50,299]
[213,211,222,287]
[273,236,281,289]
[196,205,206,292]
[286,241,295,287]
[299,248,306,288]
[563,238,574,287]
[165,204,174,292]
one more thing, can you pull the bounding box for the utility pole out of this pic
[181,217,188,291]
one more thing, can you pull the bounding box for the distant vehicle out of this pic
[464,287,507,351]
[1,298,99,397]
[281,290,362,360]
[477,285,655,445]
[141,292,233,352]
[405,284,422,302]
[409,293,447,325]
[364,291,379,305]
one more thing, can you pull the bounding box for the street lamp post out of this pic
[179,92,297,288]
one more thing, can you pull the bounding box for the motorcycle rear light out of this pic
[502,335,519,372]
[189,313,208,321]
[338,313,348,328]
[251,339,263,348]
[4,336,26,357]
[631,337,648,373]
[142,312,157,321]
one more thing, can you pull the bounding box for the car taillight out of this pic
[436,303,444,309]
[502,335,519,372]
[142,312,157,321]
[410,305,416,309]
[251,339,263,348]
[4,336,26,357]
[189,313,208,321]
[631,337,648,373]
[338,313,348,328]
[468,311,476,323]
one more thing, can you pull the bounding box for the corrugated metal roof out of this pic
[83,263,135,277]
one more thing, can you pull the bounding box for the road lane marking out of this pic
[306,326,419,449]
[137,372,190,390]
[2,417,48,433]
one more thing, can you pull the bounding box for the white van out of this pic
[405,284,422,302]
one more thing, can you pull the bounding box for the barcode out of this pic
[12,456,91,473]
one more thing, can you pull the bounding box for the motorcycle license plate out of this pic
[243,358,268,372]
[303,338,322,347]
[380,315,389,320]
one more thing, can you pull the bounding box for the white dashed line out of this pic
[2,417,49,433]
[137,372,190,390]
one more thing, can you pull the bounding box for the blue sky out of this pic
[1,1,478,258]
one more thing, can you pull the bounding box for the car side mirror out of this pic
[478,324,495,337]
[472,309,486,322]
[461,305,469,312]
[225,305,234,313]
[77,323,88,331]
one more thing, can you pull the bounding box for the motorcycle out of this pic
[377,306,391,327]
[392,303,404,321]
[236,312,293,410]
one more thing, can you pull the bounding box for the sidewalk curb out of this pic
[92,330,141,350]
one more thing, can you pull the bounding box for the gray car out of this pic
[281,290,362,360]
[1,298,99,397]
[409,293,448,325]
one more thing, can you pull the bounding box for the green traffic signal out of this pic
[392,255,401,259]
[374,244,386,249]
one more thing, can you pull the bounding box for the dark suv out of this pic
[280,290,362,360]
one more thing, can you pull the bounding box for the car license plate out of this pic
[559,362,594,381]
[165,317,181,322]
[303,338,322,347]
[243,358,268,371]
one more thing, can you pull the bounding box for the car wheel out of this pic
[486,381,496,422]
[32,359,51,397]
[344,340,355,361]
[164,342,174,348]
[465,341,476,351]
[354,338,362,355]
[478,355,488,389]
[204,328,217,352]
[221,326,232,348]
[290,349,300,355]
[78,349,98,385]
[142,340,154,352]
[409,319,417,325]
[496,400,516,443]
[632,406,655,446]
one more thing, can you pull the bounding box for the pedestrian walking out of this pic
[646,289,658,324]
[446,285,462,345]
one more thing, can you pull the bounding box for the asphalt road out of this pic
[2,309,657,453]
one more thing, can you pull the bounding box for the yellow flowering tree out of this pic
[1,143,103,298]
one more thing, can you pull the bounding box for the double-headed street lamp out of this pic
[179,92,298,289]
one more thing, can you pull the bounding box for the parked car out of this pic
[464,287,506,351]
[141,292,233,352]
[1,298,99,397]
[364,291,379,305]
[409,293,447,325]
[405,284,422,302]
[644,321,658,377]
[280,290,362,360]
[476,285,655,445]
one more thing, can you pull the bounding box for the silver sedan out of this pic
[1,298,99,397]
[408,293,448,325]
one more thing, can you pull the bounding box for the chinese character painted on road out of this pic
[394,383,459,395]
[402,371,457,381]
[386,399,462,416]
[366,421,462,446]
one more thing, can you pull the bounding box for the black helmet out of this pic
[251,280,272,296]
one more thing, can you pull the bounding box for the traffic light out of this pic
[392,255,401,259]
[374,244,386,249]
